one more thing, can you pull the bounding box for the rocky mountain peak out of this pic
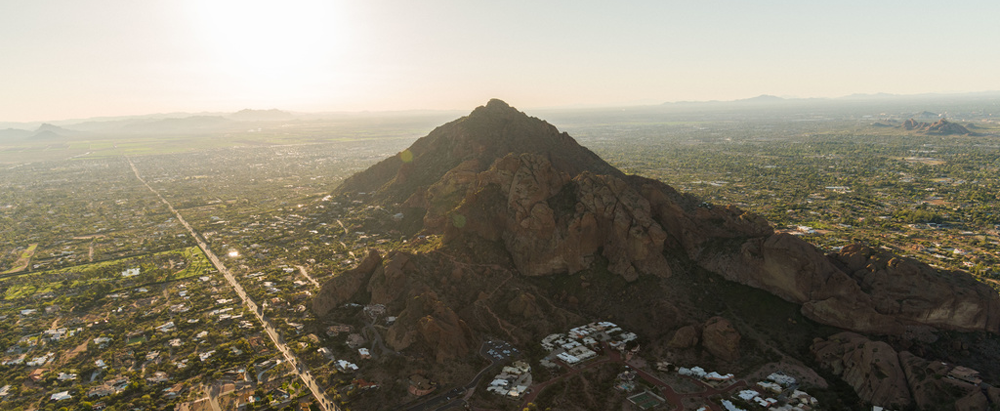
[314,102,1000,406]
[335,99,619,204]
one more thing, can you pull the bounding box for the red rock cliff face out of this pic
[819,244,1000,334]
[445,153,670,281]
[312,249,382,316]
[813,332,989,410]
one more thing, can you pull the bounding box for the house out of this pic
[147,371,169,383]
[0,384,11,398]
[27,353,54,367]
[107,377,130,391]
[678,366,707,379]
[705,371,734,382]
[335,360,358,372]
[721,400,745,411]
[50,391,72,401]
[2,354,26,366]
[358,348,370,359]
[88,385,115,398]
[353,378,378,390]
[756,381,782,393]
[325,324,352,337]
[408,375,436,396]
[57,372,77,381]
[163,383,185,399]
[767,372,797,386]
[28,368,46,382]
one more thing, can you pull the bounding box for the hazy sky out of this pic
[2,0,998,122]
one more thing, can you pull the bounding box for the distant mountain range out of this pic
[661,90,1000,106]
[3,91,1000,133]
[0,123,80,141]
[0,109,301,138]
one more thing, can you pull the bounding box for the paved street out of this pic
[128,158,339,411]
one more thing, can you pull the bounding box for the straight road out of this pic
[127,157,339,411]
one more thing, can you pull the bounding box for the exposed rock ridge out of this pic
[444,153,670,281]
[813,332,991,410]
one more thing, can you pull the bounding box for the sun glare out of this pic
[187,0,351,101]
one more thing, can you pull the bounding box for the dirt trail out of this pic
[295,265,321,289]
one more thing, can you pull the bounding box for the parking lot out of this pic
[483,339,518,362]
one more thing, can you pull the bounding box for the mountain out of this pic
[902,118,972,135]
[313,99,1000,410]
[227,108,294,122]
[23,123,79,140]
[735,94,785,103]
[28,130,66,140]
[0,128,31,140]
[35,123,75,134]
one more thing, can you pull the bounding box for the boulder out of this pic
[312,249,382,316]
[701,317,740,361]
[367,252,412,305]
[385,291,475,363]
[668,325,699,349]
[812,332,911,409]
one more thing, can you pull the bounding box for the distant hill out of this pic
[228,109,294,122]
[735,94,784,103]
[36,123,75,134]
[902,118,972,135]
[29,130,66,140]
[0,128,32,140]
[123,116,231,133]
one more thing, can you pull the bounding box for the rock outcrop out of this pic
[829,244,1000,334]
[312,249,382,316]
[668,325,699,350]
[813,332,990,410]
[812,332,912,409]
[701,317,741,361]
[898,351,987,410]
[367,252,412,305]
[385,291,475,363]
[447,153,670,281]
